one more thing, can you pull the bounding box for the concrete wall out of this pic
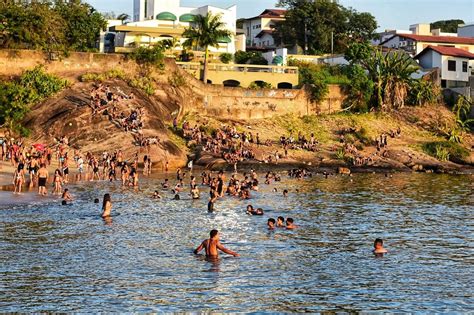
[0,49,132,78]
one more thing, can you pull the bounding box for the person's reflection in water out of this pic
[206,256,221,273]
[103,216,113,226]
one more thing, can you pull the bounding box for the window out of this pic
[448,60,456,71]
[462,61,468,73]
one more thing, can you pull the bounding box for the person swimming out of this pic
[373,238,388,254]
[283,189,288,197]
[276,216,285,227]
[286,217,297,229]
[62,188,73,201]
[194,229,239,258]
[152,190,162,199]
[267,218,276,230]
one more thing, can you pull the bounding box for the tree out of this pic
[182,13,232,84]
[431,19,464,33]
[54,0,107,52]
[275,0,377,54]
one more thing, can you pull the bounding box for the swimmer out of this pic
[161,179,169,189]
[273,188,278,192]
[94,198,100,203]
[37,163,48,196]
[267,218,276,230]
[174,194,180,200]
[373,238,388,254]
[276,216,285,227]
[246,204,255,215]
[286,217,297,229]
[152,190,162,199]
[255,208,264,215]
[194,229,239,258]
[62,188,73,201]
[283,189,288,197]
[101,193,112,218]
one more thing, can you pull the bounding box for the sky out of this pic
[86,0,474,31]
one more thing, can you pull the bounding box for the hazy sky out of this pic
[87,0,474,31]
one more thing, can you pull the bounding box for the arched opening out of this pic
[223,80,241,87]
[277,82,293,89]
[250,80,272,89]
[206,79,213,84]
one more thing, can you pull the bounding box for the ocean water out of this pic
[0,172,473,312]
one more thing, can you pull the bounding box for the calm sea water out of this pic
[0,172,473,312]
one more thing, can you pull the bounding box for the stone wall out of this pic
[0,49,346,119]
[0,49,132,78]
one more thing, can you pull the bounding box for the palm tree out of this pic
[182,13,232,84]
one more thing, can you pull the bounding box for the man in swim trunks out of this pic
[194,229,239,258]
[37,164,48,196]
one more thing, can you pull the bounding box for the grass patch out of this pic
[422,141,469,161]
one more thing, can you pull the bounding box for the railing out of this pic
[176,62,298,74]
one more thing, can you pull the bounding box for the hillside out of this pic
[3,54,472,174]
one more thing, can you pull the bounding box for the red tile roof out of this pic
[397,33,474,45]
[415,45,474,59]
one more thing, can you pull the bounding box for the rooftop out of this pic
[415,45,474,59]
[383,33,474,45]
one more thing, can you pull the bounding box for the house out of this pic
[458,23,474,38]
[380,33,474,56]
[109,0,238,54]
[242,9,286,49]
[415,45,474,88]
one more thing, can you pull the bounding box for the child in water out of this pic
[276,216,285,227]
[267,218,276,230]
[286,218,297,229]
[373,238,388,254]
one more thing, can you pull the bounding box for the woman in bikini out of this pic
[13,163,25,194]
[52,169,63,195]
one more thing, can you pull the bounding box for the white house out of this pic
[111,0,237,54]
[415,45,474,88]
[242,9,286,49]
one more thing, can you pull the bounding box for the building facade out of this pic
[111,0,237,54]
[415,45,474,88]
[242,9,286,49]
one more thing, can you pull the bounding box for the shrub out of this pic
[168,71,187,87]
[234,51,268,65]
[0,66,69,134]
[130,45,165,69]
[129,77,154,95]
[335,148,346,160]
[80,69,126,82]
[422,141,469,162]
[248,81,272,89]
[219,53,233,64]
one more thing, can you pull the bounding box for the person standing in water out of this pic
[101,193,112,218]
[194,230,239,258]
[37,164,48,196]
[13,163,25,194]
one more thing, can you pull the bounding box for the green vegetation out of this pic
[248,81,272,89]
[129,77,154,96]
[453,96,474,132]
[130,45,165,71]
[80,69,127,82]
[275,0,377,54]
[234,51,268,65]
[0,66,69,135]
[430,19,464,33]
[344,42,440,112]
[219,53,233,64]
[0,1,106,53]
[168,71,187,88]
[182,13,232,84]
[422,141,469,162]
